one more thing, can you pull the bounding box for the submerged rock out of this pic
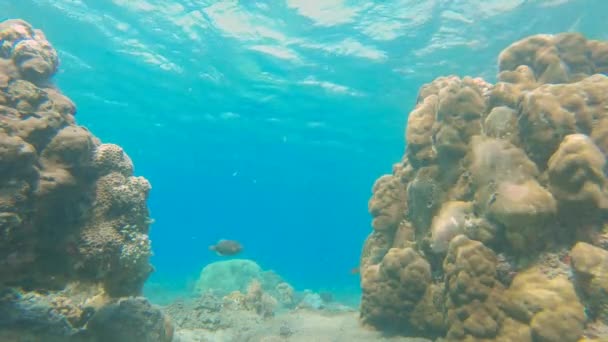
[0,18,154,298]
[86,297,173,342]
[0,288,85,342]
[195,259,285,298]
[0,19,168,341]
[570,242,608,323]
[0,288,173,342]
[359,32,608,341]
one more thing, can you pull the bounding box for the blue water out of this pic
[2,0,606,300]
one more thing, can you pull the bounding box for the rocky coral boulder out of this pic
[0,18,153,297]
[502,268,586,341]
[0,286,174,342]
[86,297,173,342]
[195,259,286,300]
[0,19,171,341]
[359,32,608,341]
[0,288,87,342]
[443,236,504,340]
[360,247,431,333]
[570,242,608,324]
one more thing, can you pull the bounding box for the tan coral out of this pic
[443,235,504,340]
[406,76,487,167]
[498,33,606,84]
[483,106,520,146]
[501,268,585,342]
[0,59,20,92]
[360,247,431,333]
[0,18,165,341]
[359,230,392,270]
[41,125,94,167]
[368,174,407,233]
[6,79,46,112]
[40,88,77,117]
[93,143,134,176]
[0,134,36,175]
[409,283,446,335]
[429,200,500,253]
[435,77,486,147]
[359,31,608,341]
[429,201,473,253]
[589,40,608,75]
[36,166,78,198]
[467,136,551,249]
[491,65,537,108]
[244,279,278,318]
[50,296,85,326]
[13,109,66,150]
[274,282,295,308]
[79,171,153,296]
[518,87,575,164]
[0,19,58,84]
[406,166,444,233]
[34,126,96,198]
[518,76,608,167]
[391,220,416,249]
[488,179,557,251]
[78,223,123,274]
[469,136,539,188]
[547,134,608,214]
[405,92,437,167]
[570,242,608,324]
[93,172,150,218]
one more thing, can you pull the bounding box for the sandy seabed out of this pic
[172,308,431,342]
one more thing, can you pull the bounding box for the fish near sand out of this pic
[209,239,243,256]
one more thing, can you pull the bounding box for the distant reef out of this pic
[0,19,173,341]
[360,32,608,341]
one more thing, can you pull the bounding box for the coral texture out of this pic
[0,19,170,341]
[359,32,608,341]
[195,259,286,300]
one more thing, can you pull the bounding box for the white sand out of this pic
[173,309,432,342]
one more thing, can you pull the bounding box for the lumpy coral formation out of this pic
[360,32,608,341]
[194,259,295,315]
[0,19,171,341]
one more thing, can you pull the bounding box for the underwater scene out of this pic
[1,0,608,341]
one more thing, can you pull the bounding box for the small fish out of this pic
[209,239,243,256]
[350,267,360,275]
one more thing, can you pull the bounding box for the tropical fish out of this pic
[209,239,243,256]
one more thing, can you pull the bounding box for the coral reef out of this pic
[571,242,608,324]
[164,282,387,342]
[86,297,173,342]
[165,261,357,340]
[195,259,292,306]
[169,305,430,342]
[0,19,171,341]
[359,32,608,341]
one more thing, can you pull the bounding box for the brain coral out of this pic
[359,32,608,341]
[0,19,171,341]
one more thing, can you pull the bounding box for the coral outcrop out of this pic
[571,242,608,324]
[359,32,608,341]
[0,19,171,341]
[195,259,285,297]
